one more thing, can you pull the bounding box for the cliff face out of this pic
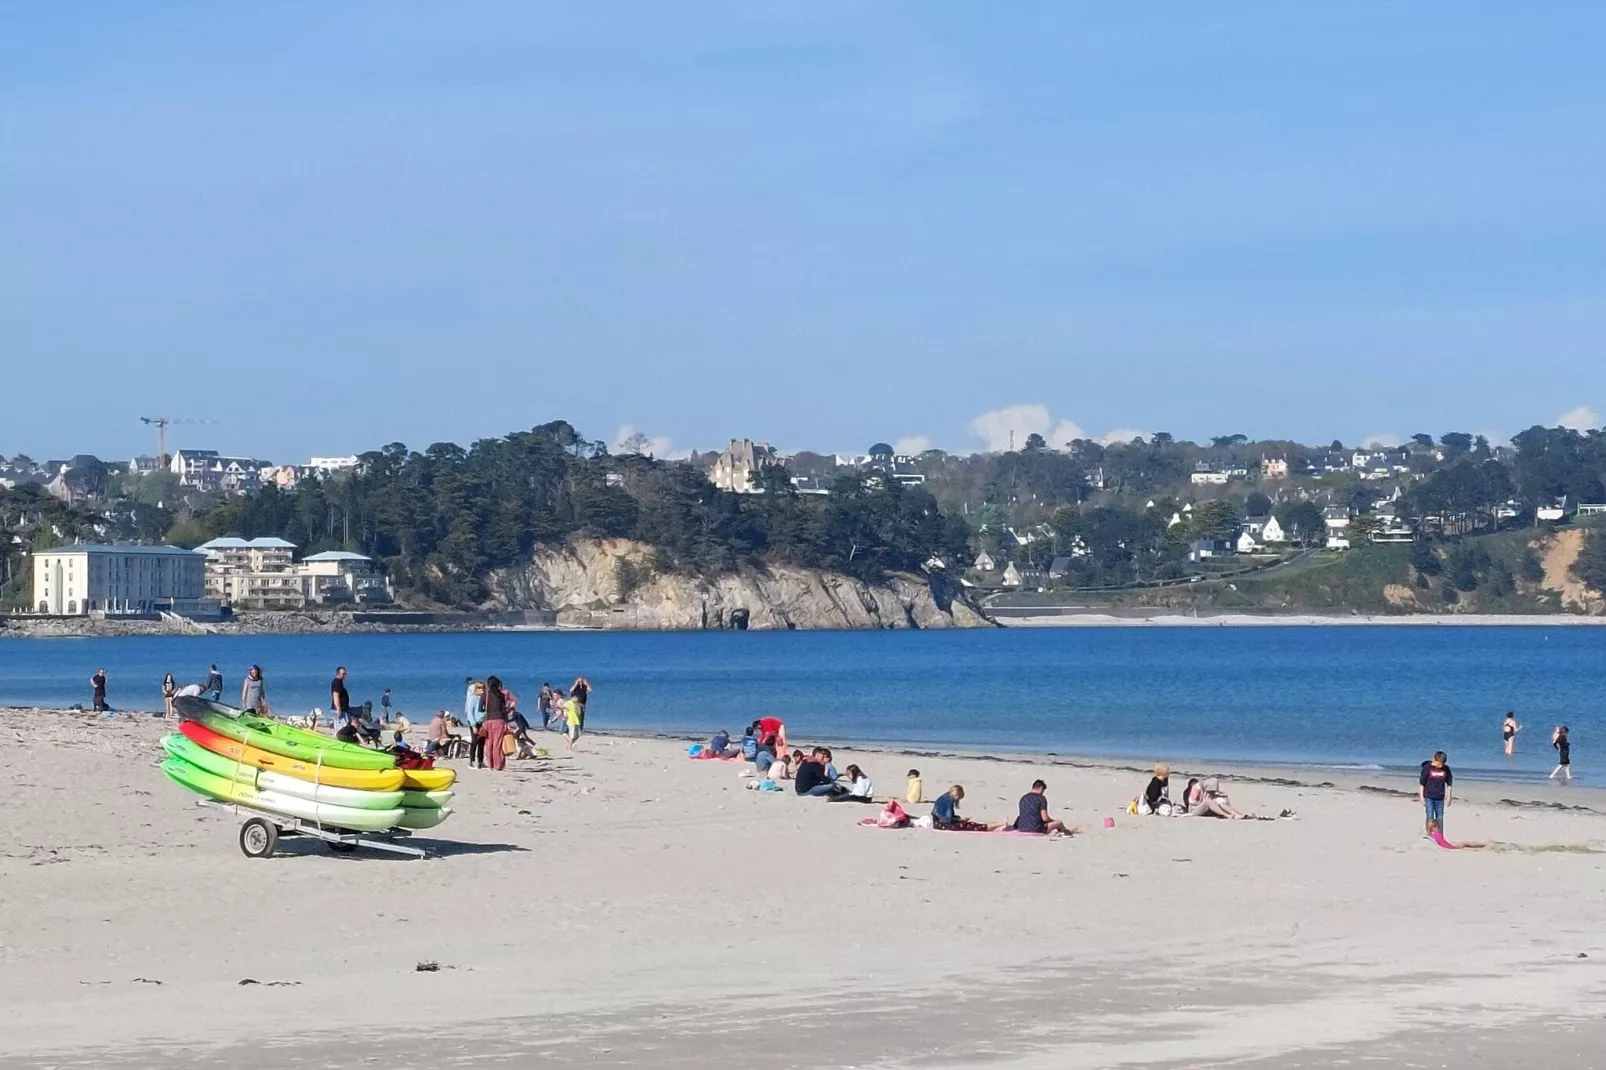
[486,538,993,630]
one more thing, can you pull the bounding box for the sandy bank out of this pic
[2,710,1603,1068]
[1003,611,1606,627]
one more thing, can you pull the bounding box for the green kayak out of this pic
[178,699,397,772]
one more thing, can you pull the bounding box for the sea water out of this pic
[0,627,1599,786]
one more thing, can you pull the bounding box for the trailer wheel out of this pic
[239,818,279,858]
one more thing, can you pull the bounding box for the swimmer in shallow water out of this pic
[1502,711,1521,757]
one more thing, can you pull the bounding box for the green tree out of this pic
[1190,499,1239,541]
[1244,491,1273,518]
[1274,500,1326,545]
[1519,546,1545,583]
[1572,529,1606,595]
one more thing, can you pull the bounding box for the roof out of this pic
[39,543,202,557]
[301,550,372,562]
[196,536,298,550]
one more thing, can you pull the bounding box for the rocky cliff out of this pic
[486,538,993,630]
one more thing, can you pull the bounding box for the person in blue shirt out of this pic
[931,785,1003,832]
[740,724,759,761]
[708,729,733,757]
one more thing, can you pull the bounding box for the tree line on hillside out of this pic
[165,422,969,606]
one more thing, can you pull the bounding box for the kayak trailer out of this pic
[197,799,427,860]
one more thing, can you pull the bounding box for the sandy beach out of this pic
[1000,610,1606,626]
[2,709,1605,1069]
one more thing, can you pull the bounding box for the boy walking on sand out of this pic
[1419,751,1453,836]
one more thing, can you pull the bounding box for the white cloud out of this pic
[894,435,932,455]
[1556,406,1600,431]
[1359,432,1403,448]
[1098,427,1150,445]
[613,424,684,460]
[966,405,1086,452]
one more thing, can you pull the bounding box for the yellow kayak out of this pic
[399,767,456,791]
[180,721,407,793]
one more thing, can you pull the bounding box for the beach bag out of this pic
[501,732,518,757]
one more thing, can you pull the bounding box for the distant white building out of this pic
[170,449,269,493]
[1261,516,1287,543]
[307,456,360,476]
[196,537,390,607]
[1236,530,1261,554]
[32,544,207,616]
[1001,562,1023,587]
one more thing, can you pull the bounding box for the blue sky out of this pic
[3,2,1604,463]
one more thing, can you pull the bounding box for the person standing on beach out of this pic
[563,690,583,753]
[380,688,392,724]
[537,683,555,730]
[162,674,177,719]
[1502,712,1522,757]
[330,666,352,730]
[1550,726,1572,782]
[241,665,267,714]
[203,665,223,701]
[481,675,509,771]
[570,676,592,730]
[1419,751,1453,835]
[90,668,108,713]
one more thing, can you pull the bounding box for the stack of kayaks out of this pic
[162,697,455,834]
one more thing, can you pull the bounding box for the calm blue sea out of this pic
[0,628,1598,786]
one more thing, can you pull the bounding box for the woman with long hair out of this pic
[482,675,510,771]
[241,665,267,715]
[161,674,177,719]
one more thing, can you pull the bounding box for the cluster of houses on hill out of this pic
[0,452,363,503]
[706,439,926,494]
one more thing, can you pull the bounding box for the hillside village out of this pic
[3,422,1606,619]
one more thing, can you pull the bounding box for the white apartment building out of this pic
[195,536,296,572]
[306,456,360,476]
[198,538,391,607]
[32,544,206,616]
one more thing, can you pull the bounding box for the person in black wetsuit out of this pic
[1550,725,1573,782]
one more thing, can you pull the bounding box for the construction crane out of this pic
[140,416,218,468]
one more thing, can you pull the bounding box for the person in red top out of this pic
[755,716,787,755]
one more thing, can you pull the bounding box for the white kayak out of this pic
[257,769,406,811]
[251,789,404,833]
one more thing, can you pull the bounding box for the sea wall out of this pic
[486,538,993,631]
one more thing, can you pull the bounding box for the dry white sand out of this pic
[2,708,1605,1069]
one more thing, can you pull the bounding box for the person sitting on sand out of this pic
[510,706,538,759]
[1185,778,1255,819]
[795,749,839,797]
[826,764,876,802]
[1012,779,1074,835]
[1427,819,1488,850]
[424,710,456,756]
[906,769,923,804]
[708,729,734,758]
[740,723,759,761]
[1139,763,1172,816]
[931,785,1005,832]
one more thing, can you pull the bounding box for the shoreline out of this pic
[6,609,1606,637]
[997,610,1606,626]
[8,706,1597,799]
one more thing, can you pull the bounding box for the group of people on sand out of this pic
[725,720,876,801]
[1131,763,1268,820]
[423,675,593,769]
[154,664,261,719]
